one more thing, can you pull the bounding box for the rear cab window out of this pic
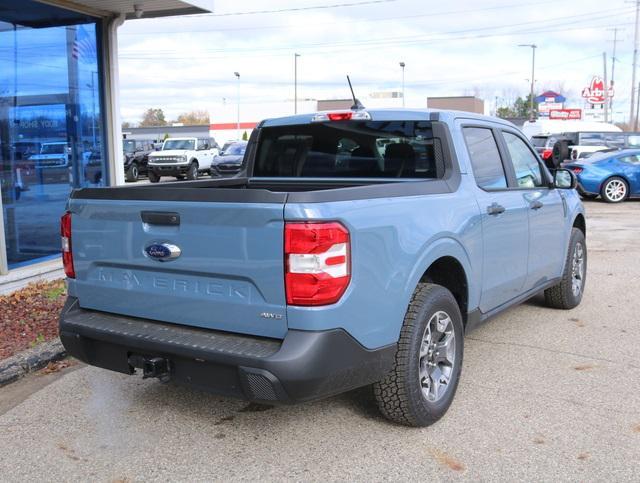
[253,120,445,179]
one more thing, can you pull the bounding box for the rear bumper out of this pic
[59,297,395,403]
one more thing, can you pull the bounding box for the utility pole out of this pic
[399,61,406,107]
[630,1,639,126]
[607,27,622,120]
[234,71,240,139]
[603,52,609,123]
[294,53,300,114]
[519,44,537,122]
[636,81,640,129]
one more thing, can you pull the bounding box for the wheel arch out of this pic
[419,256,469,326]
[403,237,476,329]
[572,213,586,236]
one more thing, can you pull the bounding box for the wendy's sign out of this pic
[581,76,614,105]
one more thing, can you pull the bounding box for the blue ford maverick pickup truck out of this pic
[59,109,586,426]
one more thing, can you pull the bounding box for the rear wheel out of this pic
[125,162,139,182]
[148,170,160,183]
[600,176,628,203]
[544,228,586,309]
[373,283,464,427]
[186,161,198,180]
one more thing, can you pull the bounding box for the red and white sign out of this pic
[581,76,614,105]
[549,109,582,120]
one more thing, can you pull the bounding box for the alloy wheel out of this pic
[418,310,456,402]
[571,241,585,297]
[605,179,626,202]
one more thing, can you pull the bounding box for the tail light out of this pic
[61,212,75,278]
[570,167,583,174]
[285,222,350,306]
[311,110,371,122]
[542,148,553,160]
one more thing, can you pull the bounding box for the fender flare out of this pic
[400,236,478,319]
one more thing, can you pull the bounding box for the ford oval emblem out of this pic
[144,242,181,262]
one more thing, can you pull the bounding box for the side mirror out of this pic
[554,168,577,189]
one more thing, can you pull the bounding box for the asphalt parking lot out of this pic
[1,200,639,481]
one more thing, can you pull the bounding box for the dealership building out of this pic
[0,0,213,291]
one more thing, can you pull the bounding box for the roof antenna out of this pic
[347,75,365,110]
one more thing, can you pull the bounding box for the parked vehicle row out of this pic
[533,131,640,170]
[59,108,585,427]
[565,149,640,202]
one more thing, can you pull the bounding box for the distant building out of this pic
[427,96,485,114]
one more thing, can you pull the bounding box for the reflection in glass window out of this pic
[627,135,640,148]
[254,121,443,178]
[503,132,544,188]
[0,18,106,268]
[163,139,196,151]
[463,127,507,190]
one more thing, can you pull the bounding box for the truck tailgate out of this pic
[68,198,287,339]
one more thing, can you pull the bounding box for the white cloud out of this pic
[117,0,635,123]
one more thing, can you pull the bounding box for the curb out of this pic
[0,338,66,387]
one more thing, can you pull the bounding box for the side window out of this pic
[502,132,545,188]
[626,136,640,148]
[619,155,640,165]
[463,127,508,190]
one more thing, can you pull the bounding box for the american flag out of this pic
[72,25,96,63]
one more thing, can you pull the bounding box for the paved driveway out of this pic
[1,201,639,481]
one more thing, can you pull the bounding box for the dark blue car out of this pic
[565,149,640,203]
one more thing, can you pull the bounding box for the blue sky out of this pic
[116,0,636,123]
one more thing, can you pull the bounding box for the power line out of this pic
[119,17,635,61]
[120,0,561,35]
[182,0,396,17]
[121,7,633,56]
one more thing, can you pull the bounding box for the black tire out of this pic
[373,283,464,427]
[551,140,570,168]
[186,161,198,180]
[544,228,586,310]
[175,175,185,180]
[148,170,160,183]
[125,163,139,182]
[600,176,628,203]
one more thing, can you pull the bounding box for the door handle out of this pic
[487,202,506,216]
[530,200,543,210]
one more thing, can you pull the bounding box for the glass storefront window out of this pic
[0,10,107,269]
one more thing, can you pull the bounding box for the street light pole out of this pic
[234,71,240,139]
[294,53,300,114]
[519,44,537,122]
[630,1,640,127]
[399,61,405,107]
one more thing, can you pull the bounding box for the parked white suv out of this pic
[147,137,219,182]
